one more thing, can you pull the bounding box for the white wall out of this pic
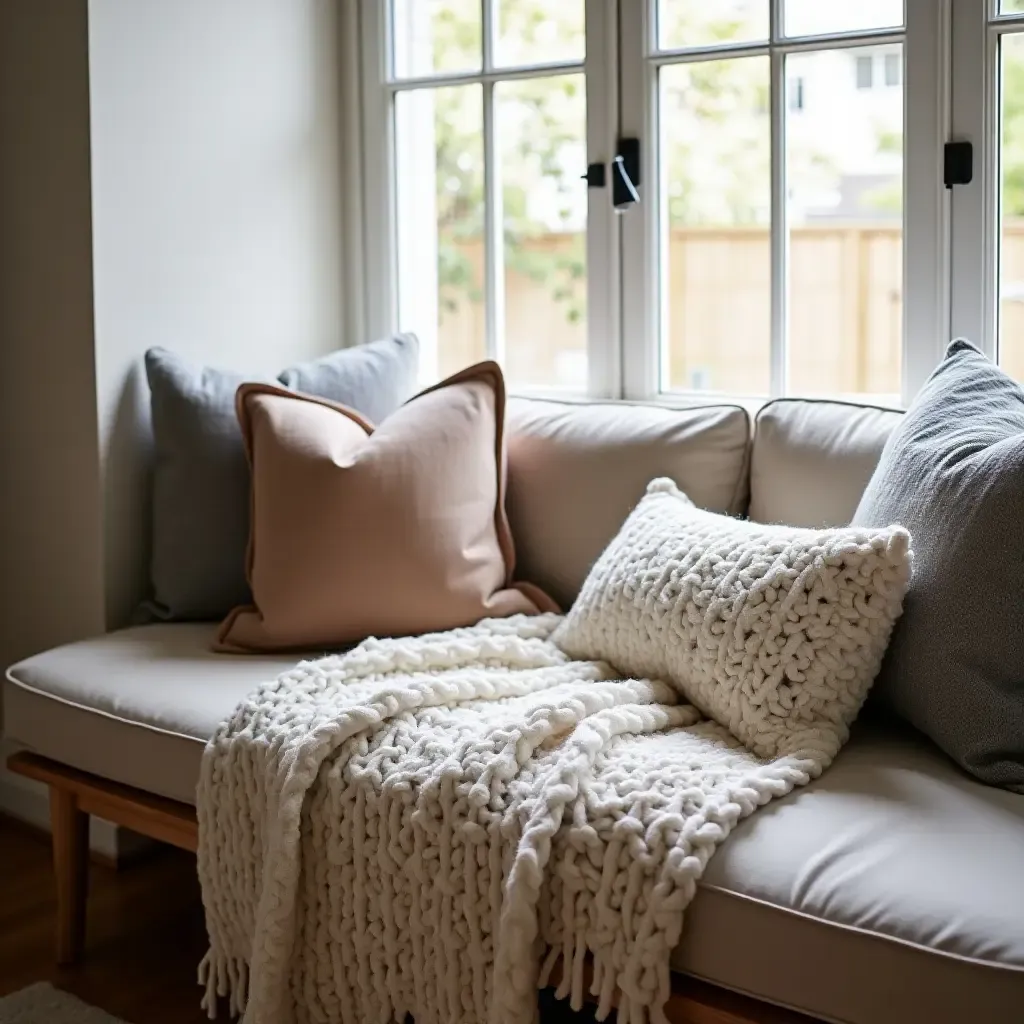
[87,0,346,625]
[0,0,347,849]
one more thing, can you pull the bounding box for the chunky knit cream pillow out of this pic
[554,479,912,762]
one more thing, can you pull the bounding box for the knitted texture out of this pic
[555,479,912,762]
[197,614,832,1024]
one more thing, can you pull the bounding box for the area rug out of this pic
[0,984,128,1024]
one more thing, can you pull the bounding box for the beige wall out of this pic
[0,2,106,676]
[0,0,346,661]
[87,0,345,625]
[0,0,347,840]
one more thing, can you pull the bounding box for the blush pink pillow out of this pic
[216,361,554,653]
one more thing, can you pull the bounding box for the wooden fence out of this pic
[436,224,1024,394]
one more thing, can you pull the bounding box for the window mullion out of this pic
[905,0,952,402]
[619,0,659,399]
[482,0,495,70]
[769,0,788,397]
[359,0,398,343]
[584,0,622,398]
[949,0,991,363]
[482,80,506,365]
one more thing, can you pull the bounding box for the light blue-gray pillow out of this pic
[145,334,419,620]
[278,333,418,426]
[852,339,1024,791]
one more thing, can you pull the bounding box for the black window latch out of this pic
[944,141,973,189]
[613,138,641,211]
[581,138,641,212]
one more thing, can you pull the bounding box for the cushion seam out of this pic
[697,881,1024,973]
[511,395,751,416]
[4,670,205,746]
[754,396,904,428]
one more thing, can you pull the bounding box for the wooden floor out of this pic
[0,817,213,1024]
[0,816,601,1024]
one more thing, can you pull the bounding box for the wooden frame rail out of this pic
[7,752,197,965]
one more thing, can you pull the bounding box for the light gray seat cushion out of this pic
[677,722,1024,1023]
[6,625,1024,1024]
[4,624,296,804]
[506,397,750,610]
[749,398,903,527]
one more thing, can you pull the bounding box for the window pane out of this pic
[395,86,485,382]
[497,75,587,390]
[658,1,768,51]
[496,1,584,67]
[392,0,481,79]
[660,58,771,394]
[784,0,903,37]
[1000,33,1024,379]
[787,48,903,399]
[1001,1,1024,14]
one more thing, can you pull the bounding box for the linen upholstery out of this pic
[145,336,419,621]
[217,362,550,653]
[749,398,902,527]
[4,623,293,803]
[506,397,750,609]
[853,339,1024,791]
[676,722,1024,1024]
[5,628,1023,1024]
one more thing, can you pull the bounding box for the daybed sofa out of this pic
[5,395,1022,1024]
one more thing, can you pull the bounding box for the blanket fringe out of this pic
[198,947,249,1020]
[538,940,673,1024]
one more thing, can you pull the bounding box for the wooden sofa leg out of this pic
[49,786,89,965]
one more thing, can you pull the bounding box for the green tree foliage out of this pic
[428,3,585,322]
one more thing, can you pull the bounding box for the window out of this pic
[360,1,947,406]
[369,0,611,393]
[885,51,901,85]
[621,0,914,402]
[855,54,875,89]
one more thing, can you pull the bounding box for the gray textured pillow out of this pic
[278,333,418,425]
[853,339,1024,791]
[145,334,419,620]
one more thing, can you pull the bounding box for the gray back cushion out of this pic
[853,339,1024,791]
[749,398,902,527]
[506,397,750,610]
[145,334,419,620]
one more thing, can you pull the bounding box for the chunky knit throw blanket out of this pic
[197,614,829,1024]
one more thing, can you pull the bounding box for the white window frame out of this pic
[949,0,1024,365]
[357,1,950,409]
[620,0,949,406]
[358,0,622,397]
